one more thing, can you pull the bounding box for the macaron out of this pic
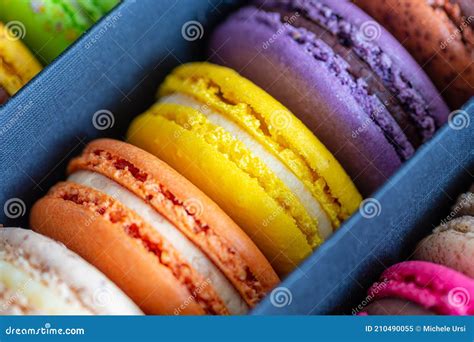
[0,227,142,315]
[0,0,118,64]
[353,0,474,109]
[414,186,474,278]
[30,139,279,315]
[209,0,449,196]
[0,21,42,104]
[127,62,362,276]
[362,261,474,315]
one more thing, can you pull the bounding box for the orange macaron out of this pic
[30,139,279,315]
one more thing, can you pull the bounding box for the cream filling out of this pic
[0,260,91,315]
[68,171,248,315]
[159,93,332,239]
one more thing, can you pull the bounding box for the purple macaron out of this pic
[209,0,449,196]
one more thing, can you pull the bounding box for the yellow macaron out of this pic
[127,62,362,276]
[0,22,42,102]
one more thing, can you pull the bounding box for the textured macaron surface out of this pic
[415,186,474,278]
[415,216,474,279]
[0,228,141,315]
[368,261,474,315]
[209,0,449,195]
[352,0,474,109]
[0,22,42,101]
[258,0,446,143]
[31,139,278,314]
[128,62,361,275]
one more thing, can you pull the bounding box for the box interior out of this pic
[0,0,472,315]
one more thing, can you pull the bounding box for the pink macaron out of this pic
[362,261,474,315]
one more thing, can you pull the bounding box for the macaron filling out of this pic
[68,170,248,315]
[258,0,437,143]
[159,93,333,240]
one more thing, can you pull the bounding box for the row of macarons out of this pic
[2,60,471,316]
[0,0,118,103]
[3,183,473,316]
[3,0,473,197]
[208,0,472,196]
[1,0,472,315]
[360,185,474,316]
[3,60,363,315]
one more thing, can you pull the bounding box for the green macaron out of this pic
[0,0,119,64]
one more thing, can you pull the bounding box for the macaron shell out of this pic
[368,261,474,315]
[414,216,474,278]
[68,139,279,304]
[209,7,400,195]
[128,111,312,276]
[353,0,474,109]
[30,195,206,315]
[0,22,42,96]
[0,0,92,63]
[0,228,142,315]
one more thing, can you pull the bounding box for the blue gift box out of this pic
[0,0,472,315]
